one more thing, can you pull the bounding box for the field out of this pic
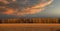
[0,24,60,31]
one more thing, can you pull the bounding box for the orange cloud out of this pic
[15,0,54,16]
[0,0,54,16]
[0,0,10,4]
[2,8,15,14]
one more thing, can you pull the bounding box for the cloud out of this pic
[0,0,54,16]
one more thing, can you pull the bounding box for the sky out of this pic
[24,0,60,18]
[0,0,60,19]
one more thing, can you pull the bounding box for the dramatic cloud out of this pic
[0,0,54,16]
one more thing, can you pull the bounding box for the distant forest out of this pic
[0,18,60,23]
